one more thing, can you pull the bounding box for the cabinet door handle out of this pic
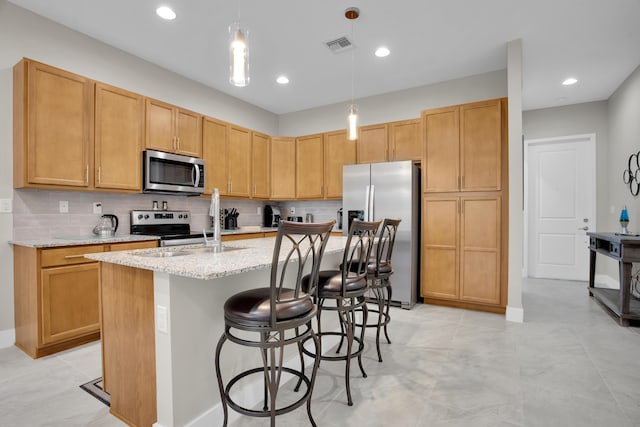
[461,175,465,188]
[177,137,180,151]
[578,226,589,231]
[64,254,87,259]
[98,166,101,184]
[86,165,89,184]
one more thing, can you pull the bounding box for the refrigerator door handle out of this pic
[364,185,371,221]
[369,184,375,221]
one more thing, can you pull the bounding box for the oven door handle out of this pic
[193,164,201,188]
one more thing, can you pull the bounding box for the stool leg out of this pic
[357,300,368,376]
[294,327,304,392]
[338,300,355,406]
[214,333,229,427]
[384,283,392,344]
[306,326,321,427]
[336,300,346,353]
[373,285,384,362]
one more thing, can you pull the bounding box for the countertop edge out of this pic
[9,235,161,248]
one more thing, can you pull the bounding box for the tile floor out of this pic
[1,278,639,427]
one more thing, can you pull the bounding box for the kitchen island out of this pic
[86,235,348,427]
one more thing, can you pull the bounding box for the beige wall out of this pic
[278,69,507,136]
[0,0,278,338]
[606,64,640,284]
[523,101,613,278]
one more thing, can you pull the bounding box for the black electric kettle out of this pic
[93,214,119,237]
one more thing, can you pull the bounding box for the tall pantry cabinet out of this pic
[421,98,508,313]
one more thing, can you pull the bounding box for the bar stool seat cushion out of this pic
[343,260,393,275]
[224,287,314,325]
[302,270,367,296]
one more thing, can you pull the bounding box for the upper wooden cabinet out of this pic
[14,59,94,189]
[389,119,421,161]
[252,132,270,199]
[296,133,324,199]
[357,123,388,164]
[202,117,227,195]
[145,98,202,157]
[202,117,251,197]
[324,130,356,199]
[423,98,504,193]
[270,137,296,200]
[94,83,143,191]
[227,125,252,197]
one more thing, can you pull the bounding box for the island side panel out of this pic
[101,262,157,427]
[154,251,343,427]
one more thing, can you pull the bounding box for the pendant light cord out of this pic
[350,19,355,105]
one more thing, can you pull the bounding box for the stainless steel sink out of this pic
[180,246,245,254]
[135,251,189,258]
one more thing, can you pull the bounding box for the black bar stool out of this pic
[302,219,380,406]
[214,220,335,427]
[362,218,401,362]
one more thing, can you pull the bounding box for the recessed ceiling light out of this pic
[276,76,289,85]
[375,47,390,58]
[156,6,176,20]
[562,77,578,86]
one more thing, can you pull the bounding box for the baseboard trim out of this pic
[506,306,524,323]
[594,274,618,289]
[0,329,15,349]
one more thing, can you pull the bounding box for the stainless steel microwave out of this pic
[143,150,205,195]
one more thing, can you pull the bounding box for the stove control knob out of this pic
[144,214,149,219]
[178,214,183,219]
[184,214,188,219]
[137,214,143,220]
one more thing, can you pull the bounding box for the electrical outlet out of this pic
[157,305,168,334]
[289,207,296,215]
[93,202,103,214]
[59,200,69,213]
[0,198,12,213]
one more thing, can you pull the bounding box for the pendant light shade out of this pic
[229,22,249,87]
[345,7,360,141]
[347,103,358,140]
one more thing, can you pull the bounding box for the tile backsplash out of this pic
[12,189,342,240]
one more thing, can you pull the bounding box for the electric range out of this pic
[130,210,212,247]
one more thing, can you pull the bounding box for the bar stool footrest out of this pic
[224,366,312,418]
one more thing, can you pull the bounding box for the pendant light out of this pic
[229,1,249,87]
[229,22,249,87]
[345,7,359,140]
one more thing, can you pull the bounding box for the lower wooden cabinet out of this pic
[421,195,504,311]
[13,240,157,358]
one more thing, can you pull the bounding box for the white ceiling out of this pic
[8,0,640,114]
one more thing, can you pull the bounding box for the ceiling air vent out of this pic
[325,36,354,53]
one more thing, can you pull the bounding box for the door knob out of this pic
[578,226,589,231]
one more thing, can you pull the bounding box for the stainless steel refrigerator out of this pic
[342,161,420,309]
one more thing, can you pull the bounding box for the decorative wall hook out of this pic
[622,151,640,196]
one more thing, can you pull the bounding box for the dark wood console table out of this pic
[588,232,640,326]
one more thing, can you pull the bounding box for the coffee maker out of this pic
[263,205,281,227]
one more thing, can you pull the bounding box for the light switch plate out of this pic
[289,207,295,215]
[59,200,69,213]
[93,202,102,214]
[0,198,12,213]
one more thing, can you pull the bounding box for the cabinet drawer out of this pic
[41,244,106,267]
[109,241,158,252]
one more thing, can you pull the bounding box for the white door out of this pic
[526,134,596,281]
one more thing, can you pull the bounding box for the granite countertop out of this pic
[85,235,349,280]
[9,234,161,248]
